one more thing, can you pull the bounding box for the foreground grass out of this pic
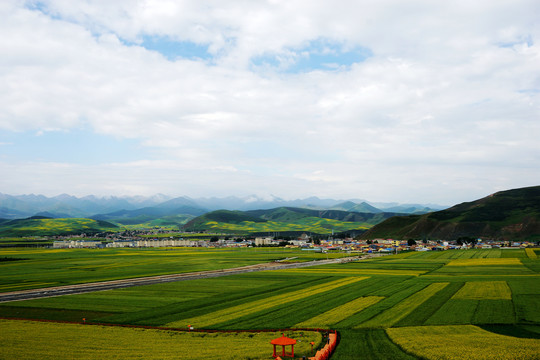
[387,325,540,360]
[0,319,321,360]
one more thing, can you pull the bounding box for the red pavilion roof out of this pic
[270,335,297,346]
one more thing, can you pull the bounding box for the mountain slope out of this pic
[185,207,400,234]
[361,186,540,240]
[330,201,383,213]
[0,217,119,237]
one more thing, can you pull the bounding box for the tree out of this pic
[407,239,416,247]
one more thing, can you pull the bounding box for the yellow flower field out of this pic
[452,281,512,300]
[525,248,538,259]
[445,258,522,266]
[0,319,321,360]
[167,277,366,328]
[281,268,427,276]
[387,325,540,360]
[295,296,383,328]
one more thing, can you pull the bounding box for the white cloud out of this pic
[0,0,538,203]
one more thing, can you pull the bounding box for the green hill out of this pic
[0,217,119,237]
[361,185,540,241]
[184,207,399,235]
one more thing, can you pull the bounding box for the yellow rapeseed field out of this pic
[525,248,538,259]
[296,296,383,328]
[167,277,366,328]
[387,325,540,360]
[445,258,522,266]
[0,319,321,360]
[281,268,427,276]
[452,281,512,300]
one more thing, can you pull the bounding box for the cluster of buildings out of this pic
[52,238,206,249]
[51,232,536,250]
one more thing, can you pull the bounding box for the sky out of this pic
[0,0,539,205]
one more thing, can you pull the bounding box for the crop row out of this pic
[336,281,428,328]
[296,296,383,328]
[212,277,389,330]
[166,277,366,328]
[101,274,332,325]
[360,282,449,328]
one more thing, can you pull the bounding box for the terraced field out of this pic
[0,247,538,359]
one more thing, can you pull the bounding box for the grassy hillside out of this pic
[0,217,119,237]
[362,185,540,240]
[184,207,398,234]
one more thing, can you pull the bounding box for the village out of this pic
[51,231,536,252]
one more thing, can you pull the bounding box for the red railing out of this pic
[309,331,338,360]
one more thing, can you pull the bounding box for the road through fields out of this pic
[0,257,359,303]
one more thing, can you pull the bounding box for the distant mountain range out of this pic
[0,193,445,221]
[362,185,540,241]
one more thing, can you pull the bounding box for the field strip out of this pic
[358,282,449,328]
[445,258,523,266]
[525,248,537,259]
[167,277,367,328]
[295,296,383,328]
[387,325,540,360]
[280,268,427,276]
[452,281,512,300]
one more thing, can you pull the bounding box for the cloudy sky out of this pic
[1,0,539,205]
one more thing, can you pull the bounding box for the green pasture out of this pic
[0,248,538,359]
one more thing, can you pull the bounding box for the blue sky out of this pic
[0,0,539,204]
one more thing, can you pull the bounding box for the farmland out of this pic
[0,247,538,359]
[0,319,321,360]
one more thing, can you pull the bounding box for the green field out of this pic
[0,247,539,359]
[0,247,346,292]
